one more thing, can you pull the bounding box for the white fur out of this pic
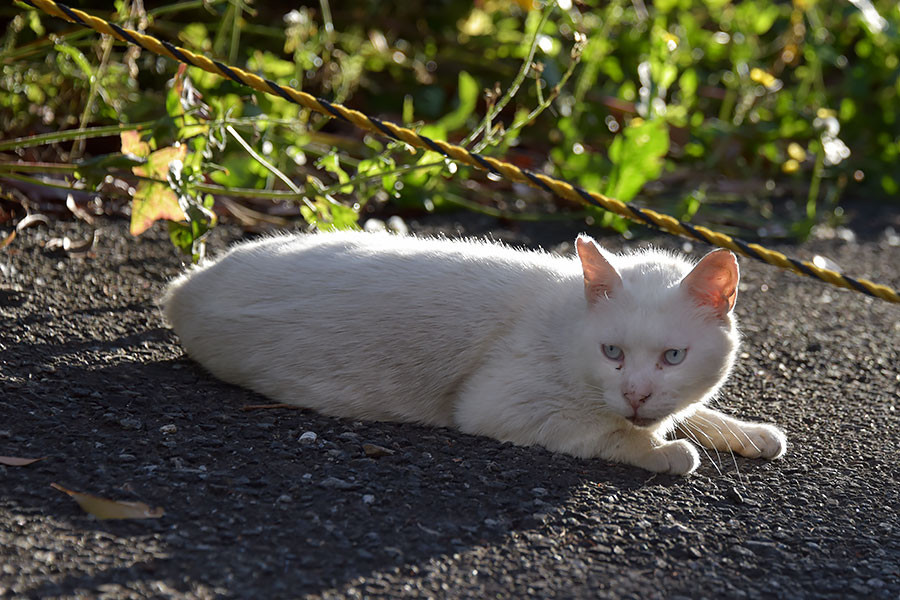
[161,231,786,474]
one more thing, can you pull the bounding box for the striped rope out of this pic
[19,0,900,304]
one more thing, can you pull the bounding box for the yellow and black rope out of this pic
[18,0,900,304]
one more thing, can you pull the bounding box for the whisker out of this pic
[688,413,743,482]
[679,421,723,468]
[692,413,742,447]
[707,412,761,455]
[677,422,722,476]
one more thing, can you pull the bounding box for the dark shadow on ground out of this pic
[5,350,694,597]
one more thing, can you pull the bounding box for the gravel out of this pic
[1,214,898,599]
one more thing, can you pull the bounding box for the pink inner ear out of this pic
[681,249,739,316]
[576,235,622,304]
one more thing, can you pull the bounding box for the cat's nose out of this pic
[624,391,652,409]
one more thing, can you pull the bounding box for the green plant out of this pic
[1,0,897,257]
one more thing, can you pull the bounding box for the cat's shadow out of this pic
[8,351,686,597]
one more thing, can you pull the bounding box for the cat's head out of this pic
[572,236,740,428]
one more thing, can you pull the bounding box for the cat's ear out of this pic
[681,249,739,318]
[576,235,622,304]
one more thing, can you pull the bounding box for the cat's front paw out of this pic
[640,440,700,475]
[735,423,786,460]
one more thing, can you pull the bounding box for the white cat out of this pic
[161,231,786,475]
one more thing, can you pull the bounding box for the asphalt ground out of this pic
[1,214,898,599]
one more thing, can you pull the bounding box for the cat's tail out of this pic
[157,265,205,331]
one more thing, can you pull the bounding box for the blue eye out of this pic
[663,348,687,365]
[602,344,624,361]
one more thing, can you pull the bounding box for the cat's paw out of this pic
[734,423,786,459]
[640,440,700,475]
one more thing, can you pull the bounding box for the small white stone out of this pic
[387,216,409,235]
[362,494,375,505]
[363,218,386,232]
[298,431,317,443]
[159,424,177,435]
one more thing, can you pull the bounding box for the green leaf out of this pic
[678,69,698,101]
[402,94,415,124]
[357,156,397,196]
[77,152,146,172]
[167,221,195,257]
[248,51,297,79]
[75,152,147,190]
[437,71,479,132]
[167,201,216,263]
[605,119,669,203]
[300,199,360,232]
[27,11,45,36]
[54,44,94,80]
[316,152,352,194]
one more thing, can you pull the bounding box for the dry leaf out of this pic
[362,443,395,458]
[66,193,95,225]
[120,130,152,158]
[51,483,164,520]
[0,230,15,250]
[15,213,49,231]
[0,455,46,466]
[45,230,96,254]
[130,144,188,236]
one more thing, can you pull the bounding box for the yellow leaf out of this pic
[0,456,46,466]
[134,144,188,180]
[782,158,800,173]
[459,9,494,36]
[120,131,151,158]
[787,142,807,162]
[51,483,164,520]
[750,68,778,89]
[129,183,185,236]
[130,144,188,236]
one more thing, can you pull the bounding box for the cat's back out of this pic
[161,231,579,422]
[221,229,564,277]
[166,231,571,308]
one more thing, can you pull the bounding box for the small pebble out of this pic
[159,424,177,435]
[363,218,386,232]
[387,216,409,235]
[119,417,142,430]
[362,494,375,505]
[277,494,292,503]
[298,431,317,444]
[319,477,357,490]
